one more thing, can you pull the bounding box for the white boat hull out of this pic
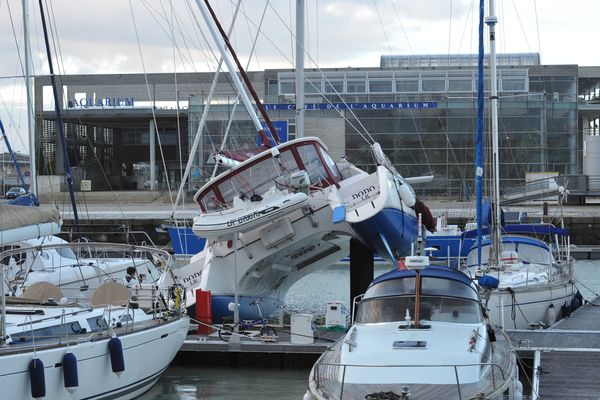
[185,189,354,321]
[338,165,418,261]
[0,316,188,400]
[484,280,576,329]
[192,192,308,239]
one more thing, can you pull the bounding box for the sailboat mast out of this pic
[486,0,500,264]
[37,0,79,225]
[295,0,305,138]
[196,0,281,145]
[23,0,37,199]
[475,0,485,266]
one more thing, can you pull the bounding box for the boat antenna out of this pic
[200,0,281,145]
[37,0,79,226]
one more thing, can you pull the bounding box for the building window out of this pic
[279,80,294,94]
[448,79,473,92]
[347,80,366,93]
[501,78,526,92]
[369,80,393,93]
[396,80,419,93]
[324,80,344,94]
[422,79,446,92]
[305,80,321,94]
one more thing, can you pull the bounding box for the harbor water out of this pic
[142,260,600,400]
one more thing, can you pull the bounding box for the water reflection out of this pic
[142,366,310,400]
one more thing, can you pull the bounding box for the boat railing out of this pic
[0,241,172,269]
[313,361,509,400]
[0,242,172,295]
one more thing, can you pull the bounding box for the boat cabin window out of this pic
[364,276,478,301]
[297,144,329,186]
[55,247,77,260]
[318,146,341,180]
[196,140,341,212]
[11,321,83,343]
[355,295,482,325]
[87,316,109,331]
[357,276,482,324]
[198,189,220,212]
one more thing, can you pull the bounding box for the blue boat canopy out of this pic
[370,265,474,288]
[366,266,478,301]
[467,235,550,251]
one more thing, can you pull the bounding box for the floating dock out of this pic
[507,296,600,399]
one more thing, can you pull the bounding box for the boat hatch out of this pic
[196,139,341,212]
[392,340,427,349]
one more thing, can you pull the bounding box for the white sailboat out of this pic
[0,206,189,400]
[464,0,577,329]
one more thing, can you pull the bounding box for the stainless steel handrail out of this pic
[313,361,509,399]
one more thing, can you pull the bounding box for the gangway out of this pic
[501,176,563,205]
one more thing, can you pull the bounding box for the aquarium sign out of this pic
[263,101,437,111]
[68,97,135,109]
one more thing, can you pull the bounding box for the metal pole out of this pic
[0,260,5,344]
[234,233,239,326]
[295,0,305,138]
[499,294,505,330]
[149,119,156,191]
[23,0,37,199]
[532,349,541,400]
[486,0,501,265]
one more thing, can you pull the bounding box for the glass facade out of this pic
[269,63,578,197]
[34,56,582,197]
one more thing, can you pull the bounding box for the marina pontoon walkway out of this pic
[508,296,600,399]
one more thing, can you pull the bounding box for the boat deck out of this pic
[507,295,600,399]
[307,331,515,400]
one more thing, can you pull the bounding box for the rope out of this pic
[365,391,402,400]
[507,287,531,329]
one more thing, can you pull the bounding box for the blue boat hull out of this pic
[352,207,418,262]
[186,294,282,324]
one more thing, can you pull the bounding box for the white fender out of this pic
[398,183,416,207]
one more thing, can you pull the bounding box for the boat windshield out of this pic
[196,140,341,212]
[364,276,479,301]
[355,295,482,324]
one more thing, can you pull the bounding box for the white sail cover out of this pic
[0,205,61,245]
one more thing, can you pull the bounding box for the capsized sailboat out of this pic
[184,137,358,321]
[330,142,435,263]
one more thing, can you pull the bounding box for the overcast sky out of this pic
[0,0,598,153]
